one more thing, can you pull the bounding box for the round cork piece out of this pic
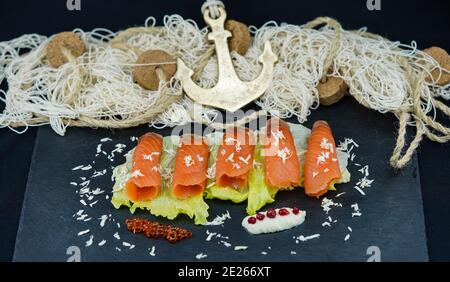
[424,46,450,86]
[46,32,86,68]
[225,20,252,56]
[133,50,177,91]
[317,77,348,106]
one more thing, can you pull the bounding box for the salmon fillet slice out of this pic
[264,118,301,188]
[172,135,210,199]
[304,120,341,197]
[126,132,163,202]
[215,127,255,190]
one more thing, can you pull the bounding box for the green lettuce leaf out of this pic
[246,142,281,215]
[111,136,209,225]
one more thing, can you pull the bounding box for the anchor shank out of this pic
[212,34,239,81]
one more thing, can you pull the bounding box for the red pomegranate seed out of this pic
[279,208,290,216]
[266,208,276,218]
[247,216,257,224]
[292,207,300,215]
[256,213,265,221]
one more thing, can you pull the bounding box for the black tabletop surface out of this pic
[1,0,449,261]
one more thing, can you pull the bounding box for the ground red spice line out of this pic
[125,218,192,243]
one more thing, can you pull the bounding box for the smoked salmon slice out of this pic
[304,120,341,197]
[172,135,210,199]
[215,127,255,190]
[264,118,301,188]
[126,132,163,202]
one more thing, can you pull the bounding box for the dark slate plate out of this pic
[13,97,428,262]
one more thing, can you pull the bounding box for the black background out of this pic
[0,0,449,261]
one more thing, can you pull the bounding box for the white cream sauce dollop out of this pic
[242,207,306,235]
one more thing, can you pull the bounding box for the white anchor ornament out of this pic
[176,7,278,112]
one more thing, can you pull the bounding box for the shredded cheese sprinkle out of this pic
[184,155,194,167]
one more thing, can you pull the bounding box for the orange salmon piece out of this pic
[126,132,163,202]
[215,127,255,190]
[264,118,301,188]
[172,135,210,199]
[304,120,341,197]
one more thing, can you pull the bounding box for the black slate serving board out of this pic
[13,97,428,261]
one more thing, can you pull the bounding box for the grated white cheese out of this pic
[96,144,102,154]
[85,235,94,247]
[113,232,120,240]
[91,169,107,178]
[128,169,144,180]
[344,234,351,241]
[111,144,126,157]
[320,138,334,153]
[99,215,108,227]
[100,138,112,142]
[143,152,159,161]
[89,200,99,207]
[238,154,251,165]
[219,241,232,248]
[277,147,292,164]
[354,186,366,196]
[70,182,78,186]
[149,246,156,256]
[261,251,268,255]
[98,240,106,246]
[271,130,285,147]
[184,155,194,167]
[205,230,217,241]
[351,203,362,217]
[358,165,370,177]
[291,251,297,255]
[91,188,104,195]
[122,242,134,249]
[195,253,207,260]
[203,211,231,226]
[316,151,330,165]
[337,138,359,154]
[225,152,235,163]
[72,165,84,171]
[77,229,90,236]
[81,165,92,171]
[234,246,248,251]
[295,234,320,242]
[356,176,374,189]
[321,198,342,214]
